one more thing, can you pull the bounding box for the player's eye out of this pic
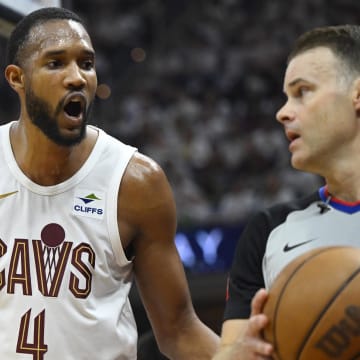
[81,59,94,70]
[47,60,62,69]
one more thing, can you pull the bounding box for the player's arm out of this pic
[213,289,273,359]
[213,208,276,359]
[118,152,219,359]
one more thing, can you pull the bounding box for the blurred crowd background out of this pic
[4,0,353,230]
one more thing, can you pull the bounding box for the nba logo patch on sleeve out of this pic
[73,189,105,219]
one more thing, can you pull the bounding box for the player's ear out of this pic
[5,64,25,92]
[352,77,360,114]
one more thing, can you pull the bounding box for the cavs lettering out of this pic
[0,223,95,359]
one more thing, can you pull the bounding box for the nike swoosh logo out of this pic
[283,238,316,252]
[0,191,18,199]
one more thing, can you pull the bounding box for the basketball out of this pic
[263,246,360,360]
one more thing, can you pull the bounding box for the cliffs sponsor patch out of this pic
[73,190,105,219]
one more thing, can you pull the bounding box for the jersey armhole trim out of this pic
[106,147,137,266]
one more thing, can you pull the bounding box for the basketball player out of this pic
[213,24,360,359]
[1,7,219,359]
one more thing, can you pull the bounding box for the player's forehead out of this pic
[27,19,93,55]
[283,47,340,89]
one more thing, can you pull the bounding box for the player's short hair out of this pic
[6,7,84,66]
[288,25,360,75]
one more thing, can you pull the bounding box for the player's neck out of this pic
[9,121,98,186]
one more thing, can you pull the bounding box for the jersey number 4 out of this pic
[17,309,48,359]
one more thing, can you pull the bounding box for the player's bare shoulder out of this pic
[117,151,176,249]
[119,151,175,214]
[124,152,167,191]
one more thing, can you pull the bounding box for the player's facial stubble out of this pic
[25,88,92,147]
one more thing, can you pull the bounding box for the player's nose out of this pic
[64,62,86,89]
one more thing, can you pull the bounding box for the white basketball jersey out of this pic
[0,122,138,359]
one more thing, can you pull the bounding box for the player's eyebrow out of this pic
[43,49,95,58]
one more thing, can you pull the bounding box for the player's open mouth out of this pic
[65,101,82,117]
[64,94,86,119]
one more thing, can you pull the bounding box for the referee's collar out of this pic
[319,186,360,214]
